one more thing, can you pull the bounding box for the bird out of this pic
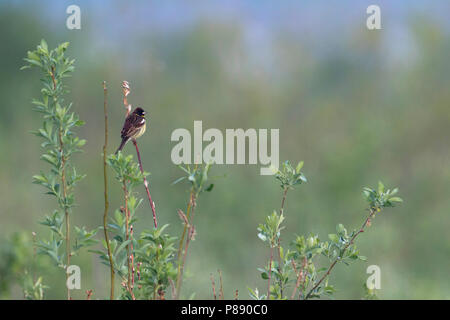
[115,107,147,154]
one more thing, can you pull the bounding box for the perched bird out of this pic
[115,107,147,154]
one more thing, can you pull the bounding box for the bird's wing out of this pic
[121,114,145,139]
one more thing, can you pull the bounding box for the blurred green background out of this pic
[1,1,449,299]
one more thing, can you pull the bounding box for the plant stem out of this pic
[132,139,157,228]
[290,260,301,300]
[305,208,376,299]
[121,81,158,228]
[218,269,224,300]
[130,225,135,300]
[290,257,307,300]
[102,81,115,300]
[280,187,288,215]
[177,188,194,258]
[276,187,289,298]
[52,65,71,300]
[122,181,133,298]
[267,245,274,300]
[175,194,197,298]
[210,274,217,300]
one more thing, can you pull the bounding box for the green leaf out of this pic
[328,234,339,243]
[295,161,304,173]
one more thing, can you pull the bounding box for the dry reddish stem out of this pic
[290,257,307,300]
[175,192,197,298]
[210,274,217,300]
[218,269,224,300]
[121,80,157,227]
[132,139,158,228]
[305,208,376,299]
[86,290,93,300]
[122,183,135,299]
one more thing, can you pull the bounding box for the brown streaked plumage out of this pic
[115,107,147,154]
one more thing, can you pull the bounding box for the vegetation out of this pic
[3,40,403,300]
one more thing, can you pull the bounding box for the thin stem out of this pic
[175,193,197,298]
[177,188,194,258]
[276,187,289,298]
[267,245,274,300]
[290,260,301,300]
[305,208,376,299]
[218,269,224,300]
[130,225,136,300]
[210,274,217,300]
[86,290,93,300]
[280,187,288,215]
[299,257,308,299]
[121,81,157,228]
[102,81,115,300]
[122,182,134,298]
[132,139,157,228]
[290,257,307,300]
[52,65,70,300]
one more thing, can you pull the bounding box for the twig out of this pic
[31,232,37,283]
[234,289,239,300]
[218,269,224,300]
[175,193,197,298]
[122,81,131,116]
[290,258,307,300]
[280,187,288,215]
[290,260,301,300]
[178,222,195,297]
[305,208,376,299]
[122,183,134,299]
[276,187,289,298]
[267,246,274,300]
[130,225,136,300]
[86,289,93,300]
[52,65,70,300]
[169,279,176,299]
[132,139,158,228]
[299,257,308,299]
[177,188,194,258]
[121,81,158,228]
[210,274,217,300]
[102,81,115,300]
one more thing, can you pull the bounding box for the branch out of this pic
[177,188,194,259]
[210,274,217,300]
[132,139,158,228]
[276,186,289,298]
[102,81,115,300]
[305,208,376,299]
[218,269,224,300]
[176,197,197,298]
[121,80,158,227]
[122,183,135,299]
[267,245,274,300]
[51,65,71,300]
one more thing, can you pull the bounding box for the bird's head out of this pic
[134,107,146,117]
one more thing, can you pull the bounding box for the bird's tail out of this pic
[115,138,128,154]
